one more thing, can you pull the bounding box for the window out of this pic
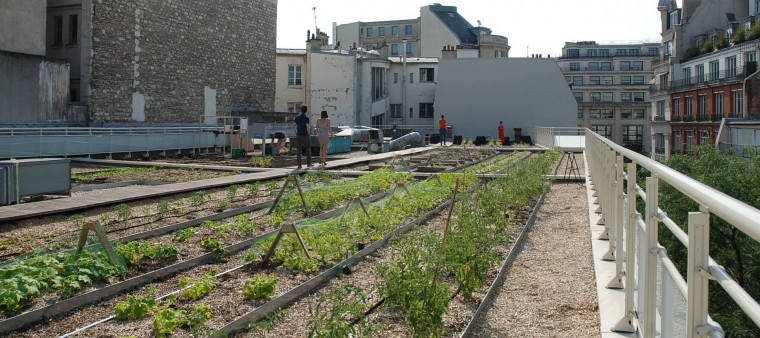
[686,130,694,153]
[632,61,643,70]
[378,27,386,37]
[714,92,724,118]
[419,103,434,118]
[390,104,402,118]
[601,62,612,71]
[570,62,580,71]
[657,100,666,118]
[592,125,612,137]
[53,15,63,46]
[668,10,681,28]
[409,72,414,83]
[673,97,681,118]
[602,92,613,102]
[601,109,613,119]
[288,65,302,86]
[567,49,579,58]
[599,49,609,57]
[602,76,613,85]
[391,43,399,55]
[698,94,708,119]
[620,61,631,71]
[733,90,744,115]
[633,109,646,118]
[709,61,720,81]
[622,109,632,118]
[623,125,643,146]
[394,72,398,84]
[406,43,412,55]
[587,49,598,57]
[287,102,302,114]
[674,131,682,152]
[683,67,692,85]
[589,76,600,85]
[588,62,599,71]
[572,76,583,86]
[620,76,631,85]
[392,26,399,36]
[726,56,737,77]
[685,96,693,117]
[366,45,374,51]
[616,49,627,56]
[565,76,571,83]
[68,14,78,44]
[648,47,659,56]
[746,51,757,63]
[366,27,373,37]
[404,25,413,35]
[666,41,673,57]
[633,76,645,84]
[633,92,645,102]
[420,68,435,82]
[371,67,385,100]
[70,86,79,102]
[695,64,705,82]
[577,109,584,118]
[621,92,632,102]
[590,109,601,119]
[590,92,601,102]
[573,92,583,102]
[629,49,640,56]
[700,130,710,145]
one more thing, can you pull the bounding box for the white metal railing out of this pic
[586,129,760,338]
[535,127,586,150]
[0,127,226,159]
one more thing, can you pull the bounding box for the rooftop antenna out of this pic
[477,20,481,27]
[313,7,318,31]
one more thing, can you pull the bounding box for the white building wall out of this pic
[275,53,306,113]
[308,52,356,127]
[435,58,577,140]
[335,22,361,51]
[388,61,438,127]
[419,5,460,58]
[356,60,390,125]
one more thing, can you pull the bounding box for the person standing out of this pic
[438,115,447,146]
[498,121,505,145]
[291,105,313,169]
[315,110,335,166]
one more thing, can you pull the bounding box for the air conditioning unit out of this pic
[0,159,71,205]
[367,129,385,154]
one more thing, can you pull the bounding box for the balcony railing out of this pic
[669,67,748,92]
[586,130,760,338]
[652,115,666,122]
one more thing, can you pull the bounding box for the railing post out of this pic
[607,154,625,287]
[613,162,637,332]
[643,176,660,338]
[687,210,710,337]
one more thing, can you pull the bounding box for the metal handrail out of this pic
[585,128,760,337]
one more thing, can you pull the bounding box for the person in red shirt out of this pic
[438,115,447,146]
[498,121,505,145]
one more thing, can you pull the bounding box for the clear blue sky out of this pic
[276,0,662,57]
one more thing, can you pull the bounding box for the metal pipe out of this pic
[389,132,422,151]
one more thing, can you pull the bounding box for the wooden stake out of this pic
[261,222,312,264]
[431,178,459,290]
[267,175,310,216]
[77,221,122,267]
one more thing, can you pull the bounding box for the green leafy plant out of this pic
[200,238,222,252]
[179,273,217,301]
[191,191,208,207]
[250,156,274,168]
[265,181,279,194]
[71,167,156,182]
[115,203,132,222]
[243,274,278,300]
[307,283,381,337]
[153,304,212,338]
[227,184,239,201]
[245,183,260,198]
[115,241,179,265]
[733,24,746,44]
[217,200,230,212]
[114,286,159,320]
[173,228,196,243]
[156,199,171,219]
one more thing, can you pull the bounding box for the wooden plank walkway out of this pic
[0,147,431,222]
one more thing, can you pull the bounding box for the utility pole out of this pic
[402,39,408,127]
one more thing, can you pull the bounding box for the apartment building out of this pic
[334,4,509,59]
[558,41,659,153]
[652,0,760,158]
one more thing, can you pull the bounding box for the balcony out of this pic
[652,115,666,122]
[669,66,748,92]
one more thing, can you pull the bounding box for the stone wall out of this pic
[89,0,276,123]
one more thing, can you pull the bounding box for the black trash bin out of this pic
[453,135,463,145]
[429,133,441,144]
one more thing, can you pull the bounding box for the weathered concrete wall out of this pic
[309,52,356,127]
[0,53,70,124]
[0,0,47,56]
[89,0,277,124]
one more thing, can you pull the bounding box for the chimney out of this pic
[442,45,457,59]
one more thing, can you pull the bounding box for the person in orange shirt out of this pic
[498,121,505,145]
[438,115,447,146]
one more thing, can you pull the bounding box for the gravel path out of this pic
[473,177,599,337]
